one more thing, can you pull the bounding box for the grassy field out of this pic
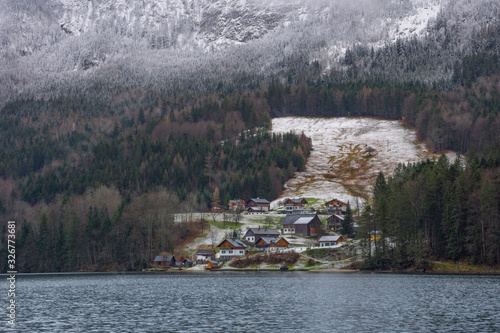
[209,220,243,230]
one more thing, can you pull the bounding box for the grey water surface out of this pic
[4,271,500,332]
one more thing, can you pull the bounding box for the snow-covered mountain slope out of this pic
[271,117,457,208]
[1,0,499,105]
[2,0,444,60]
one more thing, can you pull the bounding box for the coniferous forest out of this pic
[1,0,500,271]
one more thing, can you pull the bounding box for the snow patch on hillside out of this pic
[390,0,442,41]
[272,117,455,208]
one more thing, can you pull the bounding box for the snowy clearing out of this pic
[272,117,456,208]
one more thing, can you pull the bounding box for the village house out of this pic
[183,259,194,267]
[205,260,220,270]
[318,235,343,247]
[255,236,290,252]
[325,199,348,215]
[246,198,271,212]
[194,249,216,263]
[217,238,248,260]
[283,198,308,214]
[247,206,268,215]
[153,252,176,268]
[228,199,246,212]
[281,214,322,237]
[327,214,344,232]
[243,227,280,243]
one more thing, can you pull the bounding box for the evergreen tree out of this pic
[258,163,274,199]
[341,202,354,238]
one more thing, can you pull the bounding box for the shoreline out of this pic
[3,267,500,276]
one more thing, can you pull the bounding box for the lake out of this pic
[3,272,500,332]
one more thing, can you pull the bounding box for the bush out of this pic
[229,252,300,268]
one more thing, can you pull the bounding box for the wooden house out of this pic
[195,249,216,263]
[255,236,290,252]
[205,260,220,270]
[318,235,343,247]
[228,199,246,212]
[153,252,176,268]
[281,214,322,237]
[325,199,348,214]
[183,259,194,267]
[243,227,280,243]
[217,238,248,260]
[247,207,268,215]
[246,198,270,212]
[327,214,344,232]
[283,198,308,214]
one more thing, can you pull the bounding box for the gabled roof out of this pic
[282,214,317,225]
[284,197,308,204]
[331,214,344,220]
[229,199,245,204]
[248,198,270,204]
[196,249,216,255]
[257,236,283,245]
[244,228,280,237]
[154,255,175,262]
[217,238,248,249]
[318,235,342,242]
[325,198,348,205]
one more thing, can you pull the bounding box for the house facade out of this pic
[255,237,290,252]
[281,214,322,237]
[205,260,220,270]
[246,198,271,212]
[325,199,348,215]
[283,198,308,214]
[194,249,216,263]
[217,238,248,260]
[228,199,246,212]
[318,235,343,247]
[243,228,280,243]
[327,214,344,232]
[153,252,176,267]
[247,207,268,215]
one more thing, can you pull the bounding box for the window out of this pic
[239,251,243,254]
[229,250,233,254]
[221,250,226,254]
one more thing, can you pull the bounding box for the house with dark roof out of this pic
[183,259,194,267]
[246,198,271,212]
[247,206,268,215]
[153,252,176,268]
[243,227,280,243]
[318,235,343,247]
[283,198,308,214]
[194,249,216,263]
[327,214,344,232]
[255,236,290,252]
[217,238,248,260]
[281,214,322,237]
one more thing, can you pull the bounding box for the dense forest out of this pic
[1,0,500,272]
[359,154,500,268]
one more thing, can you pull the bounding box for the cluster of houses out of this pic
[228,198,271,214]
[153,198,352,269]
[228,197,349,217]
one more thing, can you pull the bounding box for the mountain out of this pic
[3,0,499,106]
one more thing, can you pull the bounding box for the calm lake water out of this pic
[3,272,500,332]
